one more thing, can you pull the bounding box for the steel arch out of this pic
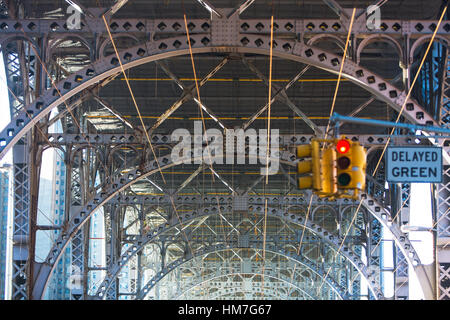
[98,34,140,57]
[356,34,404,65]
[207,288,287,300]
[0,34,439,161]
[134,242,349,300]
[111,211,366,298]
[31,153,285,299]
[16,29,437,298]
[113,195,435,300]
[306,34,345,51]
[93,201,379,299]
[171,270,321,300]
[30,149,429,299]
[409,35,449,63]
[0,35,40,54]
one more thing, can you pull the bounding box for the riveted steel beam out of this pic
[44,133,439,147]
[1,18,447,37]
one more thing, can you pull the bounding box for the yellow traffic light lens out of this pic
[337,173,351,186]
[337,156,350,169]
[336,140,350,154]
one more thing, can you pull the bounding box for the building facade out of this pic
[0,165,12,300]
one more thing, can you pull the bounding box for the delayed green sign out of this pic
[386,146,442,183]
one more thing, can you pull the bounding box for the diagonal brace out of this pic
[227,0,258,18]
[150,57,229,132]
[194,0,223,18]
[241,59,321,134]
[174,164,206,195]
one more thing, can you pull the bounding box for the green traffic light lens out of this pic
[337,156,350,169]
[337,173,351,186]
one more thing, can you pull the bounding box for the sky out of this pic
[408,183,434,300]
[0,50,12,166]
[0,49,54,177]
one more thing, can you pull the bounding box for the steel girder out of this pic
[97,211,366,299]
[152,250,342,300]
[172,273,312,300]
[110,193,352,210]
[0,17,448,38]
[10,142,30,300]
[0,32,444,160]
[134,242,349,300]
[43,133,441,148]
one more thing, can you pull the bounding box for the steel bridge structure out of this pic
[0,0,449,300]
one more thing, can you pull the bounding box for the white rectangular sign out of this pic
[386,147,442,183]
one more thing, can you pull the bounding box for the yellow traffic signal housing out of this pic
[321,147,337,195]
[297,140,320,190]
[335,138,367,195]
[296,138,365,199]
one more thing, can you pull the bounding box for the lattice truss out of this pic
[0,0,449,300]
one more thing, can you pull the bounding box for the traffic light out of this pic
[335,138,366,197]
[297,140,320,190]
[336,139,351,188]
[295,137,366,199]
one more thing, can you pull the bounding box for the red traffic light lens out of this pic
[336,140,350,154]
